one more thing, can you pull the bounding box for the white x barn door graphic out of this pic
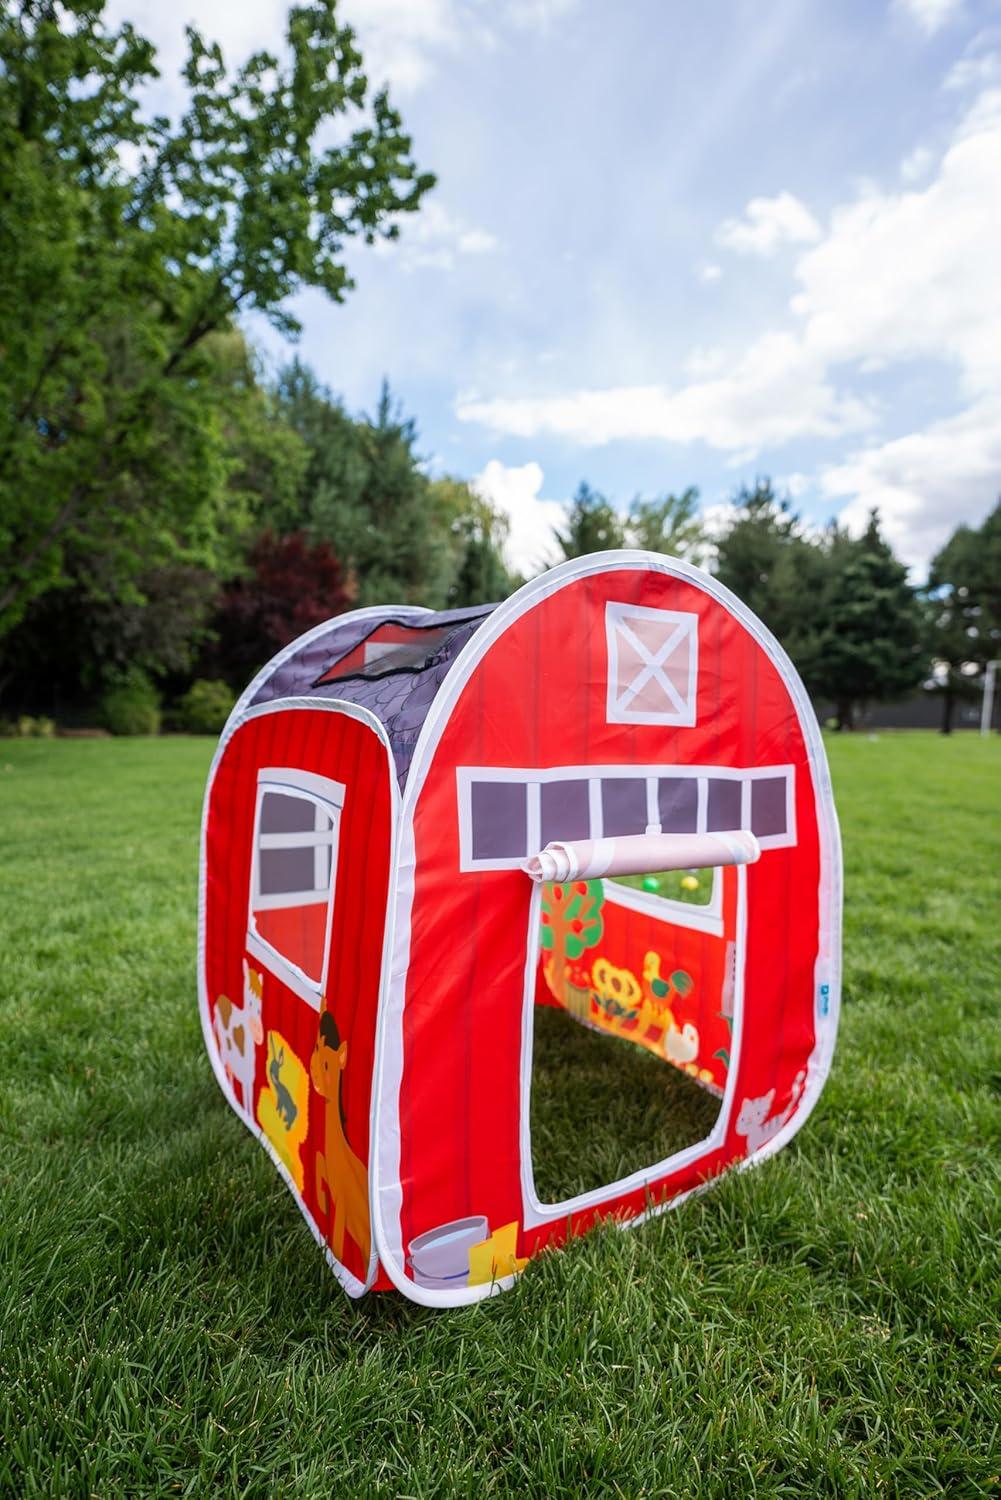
[605,602,699,726]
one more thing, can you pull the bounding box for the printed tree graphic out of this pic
[540,881,604,1005]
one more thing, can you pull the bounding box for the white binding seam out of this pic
[197,694,399,1298]
[369,549,842,1310]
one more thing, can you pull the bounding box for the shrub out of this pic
[176,678,235,736]
[100,669,161,736]
[0,715,56,738]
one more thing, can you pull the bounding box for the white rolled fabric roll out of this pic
[522,830,761,883]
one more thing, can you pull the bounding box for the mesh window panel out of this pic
[540,780,591,846]
[470,781,528,860]
[657,776,699,833]
[601,778,648,836]
[259,792,317,834]
[750,776,788,838]
[258,845,316,896]
[706,778,742,832]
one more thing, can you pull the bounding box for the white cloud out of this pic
[943,34,1001,91]
[820,399,1001,572]
[342,0,467,95]
[458,80,1001,569]
[378,199,499,270]
[698,262,723,283]
[900,144,935,182]
[345,0,581,93]
[472,460,565,574]
[893,0,963,37]
[457,334,872,452]
[715,191,821,256]
[790,90,1001,397]
[105,0,577,106]
[504,0,578,26]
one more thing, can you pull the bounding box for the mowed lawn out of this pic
[0,733,998,1496]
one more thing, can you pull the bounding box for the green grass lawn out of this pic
[1,733,998,1496]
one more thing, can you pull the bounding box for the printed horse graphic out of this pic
[310,1009,371,1269]
[213,959,264,1113]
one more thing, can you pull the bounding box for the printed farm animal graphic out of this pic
[539,878,721,1084]
[310,1008,371,1268]
[257,1030,309,1191]
[213,960,264,1112]
[735,1070,807,1156]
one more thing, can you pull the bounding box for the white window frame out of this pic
[455,762,797,875]
[246,766,346,1011]
[605,601,699,726]
[602,865,724,938]
[519,860,747,1225]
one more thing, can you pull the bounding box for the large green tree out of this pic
[808,512,927,729]
[714,479,836,671]
[553,482,626,559]
[275,365,514,608]
[627,486,707,562]
[0,0,433,637]
[925,500,1001,733]
[552,479,707,565]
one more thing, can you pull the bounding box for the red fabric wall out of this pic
[397,566,823,1272]
[203,706,392,1289]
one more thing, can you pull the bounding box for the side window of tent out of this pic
[247,767,345,1007]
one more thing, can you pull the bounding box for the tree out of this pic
[0,328,305,714]
[809,512,927,729]
[627,486,706,562]
[714,480,805,620]
[540,880,604,1021]
[925,500,1001,733]
[714,478,837,686]
[0,0,433,636]
[431,480,514,608]
[553,482,625,559]
[209,531,350,689]
[276,367,513,609]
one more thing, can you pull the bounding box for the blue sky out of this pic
[108,0,1001,575]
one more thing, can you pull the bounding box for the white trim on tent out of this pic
[518,860,747,1229]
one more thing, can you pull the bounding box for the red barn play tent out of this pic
[198,551,841,1307]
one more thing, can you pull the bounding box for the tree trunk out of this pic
[941,683,955,735]
[836,699,854,731]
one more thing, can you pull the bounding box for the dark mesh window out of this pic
[540,780,591,845]
[657,777,698,833]
[751,776,788,838]
[258,845,316,895]
[259,791,318,834]
[470,781,528,860]
[601,778,648,836]
[706,778,742,832]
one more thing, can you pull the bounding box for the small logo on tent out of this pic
[605,603,699,726]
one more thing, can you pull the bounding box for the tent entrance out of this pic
[526,871,733,1207]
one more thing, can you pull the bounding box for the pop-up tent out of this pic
[198,551,841,1307]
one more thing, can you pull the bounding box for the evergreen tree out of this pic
[810,512,927,729]
[714,479,833,671]
[627,487,706,561]
[553,482,625,559]
[925,499,1001,732]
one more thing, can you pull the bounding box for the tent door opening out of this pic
[524,863,741,1212]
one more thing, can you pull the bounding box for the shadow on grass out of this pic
[529,1004,721,1204]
